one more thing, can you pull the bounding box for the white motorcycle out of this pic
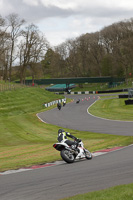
[53,140,92,163]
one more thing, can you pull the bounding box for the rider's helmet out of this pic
[58,129,65,134]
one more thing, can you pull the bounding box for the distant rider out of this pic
[57,129,81,149]
[57,102,61,110]
[63,99,66,106]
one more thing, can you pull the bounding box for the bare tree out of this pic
[57,39,82,77]
[5,13,25,81]
[0,15,11,81]
[18,24,49,83]
[54,33,105,78]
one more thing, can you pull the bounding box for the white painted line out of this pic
[0,168,31,175]
[92,152,106,157]
[36,113,47,123]
[87,99,133,122]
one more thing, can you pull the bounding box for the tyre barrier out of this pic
[43,98,66,108]
[125,99,133,105]
[119,94,128,98]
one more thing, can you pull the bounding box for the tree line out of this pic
[0,13,49,83]
[0,13,133,83]
[46,18,133,83]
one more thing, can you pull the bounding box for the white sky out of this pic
[0,0,133,47]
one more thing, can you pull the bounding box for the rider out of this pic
[57,129,81,149]
[57,102,61,110]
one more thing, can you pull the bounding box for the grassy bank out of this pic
[61,183,133,200]
[88,97,133,121]
[0,87,133,172]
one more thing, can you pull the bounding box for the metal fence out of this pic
[0,83,27,92]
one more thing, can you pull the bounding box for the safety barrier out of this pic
[58,88,128,95]
[43,98,66,108]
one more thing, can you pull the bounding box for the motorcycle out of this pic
[53,140,92,163]
[76,99,80,104]
[63,101,66,107]
[57,103,61,110]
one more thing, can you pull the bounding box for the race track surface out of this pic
[38,94,133,136]
[0,145,133,200]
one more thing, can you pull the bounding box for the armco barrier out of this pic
[58,88,128,95]
[58,91,95,95]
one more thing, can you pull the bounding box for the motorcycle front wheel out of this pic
[84,149,92,160]
[60,149,75,163]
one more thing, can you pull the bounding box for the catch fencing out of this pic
[0,83,27,92]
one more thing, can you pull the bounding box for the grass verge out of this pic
[61,183,133,200]
[88,97,133,121]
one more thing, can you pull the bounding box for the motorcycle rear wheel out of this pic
[60,149,75,163]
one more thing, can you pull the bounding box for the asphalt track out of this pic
[0,146,133,200]
[0,94,133,200]
[38,94,133,136]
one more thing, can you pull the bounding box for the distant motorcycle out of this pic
[63,102,66,106]
[53,140,92,163]
[57,103,61,110]
[76,99,80,104]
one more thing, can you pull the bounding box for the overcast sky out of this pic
[0,0,133,47]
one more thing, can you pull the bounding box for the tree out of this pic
[100,20,133,80]
[5,13,25,81]
[57,39,82,77]
[41,48,55,76]
[0,15,11,81]
[18,24,48,83]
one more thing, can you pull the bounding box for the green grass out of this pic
[0,87,133,172]
[61,183,133,200]
[0,87,64,171]
[89,97,133,121]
